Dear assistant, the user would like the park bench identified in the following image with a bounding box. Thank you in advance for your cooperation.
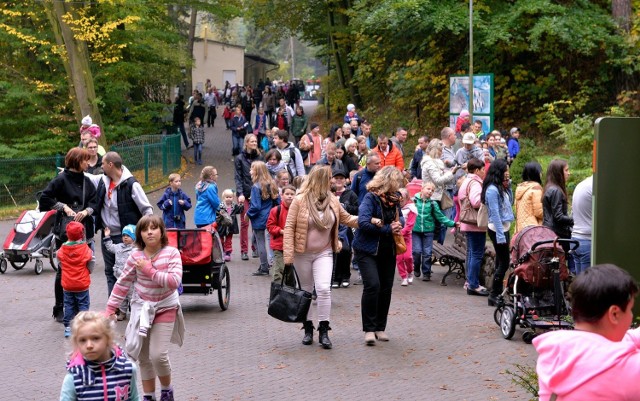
[432,229,495,288]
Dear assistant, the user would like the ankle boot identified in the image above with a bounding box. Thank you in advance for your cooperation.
[318,321,332,349]
[52,305,63,323]
[301,321,314,345]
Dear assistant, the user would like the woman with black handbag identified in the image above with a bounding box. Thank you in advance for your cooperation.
[283,166,358,349]
[40,147,97,323]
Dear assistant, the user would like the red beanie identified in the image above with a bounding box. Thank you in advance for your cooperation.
[66,221,84,242]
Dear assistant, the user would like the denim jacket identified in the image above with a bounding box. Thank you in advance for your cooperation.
[485,184,514,244]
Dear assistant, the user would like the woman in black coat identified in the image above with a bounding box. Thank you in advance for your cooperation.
[39,148,97,323]
[234,134,264,260]
[542,159,574,263]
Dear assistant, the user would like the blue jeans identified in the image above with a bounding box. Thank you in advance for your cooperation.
[193,143,203,164]
[253,229,269,272]
[412,232,434,276]
[465,231,486,289]
[232,133,243,156]
[63,290,90,327]
[572,237,591,275]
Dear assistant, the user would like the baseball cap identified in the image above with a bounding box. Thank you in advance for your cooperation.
[66,221,84,242]
[510,127,520,135]
[332,169,347,178]
[462,132,476,145]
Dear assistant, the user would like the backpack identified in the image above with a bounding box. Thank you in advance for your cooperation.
[298,133,314,161]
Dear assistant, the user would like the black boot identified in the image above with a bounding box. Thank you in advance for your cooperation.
[52,304,63,323]
[318,321,332,349]
[301,321,314,345]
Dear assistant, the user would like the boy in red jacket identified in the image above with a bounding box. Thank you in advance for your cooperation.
[57,221,95,338]
[267,185,296,286]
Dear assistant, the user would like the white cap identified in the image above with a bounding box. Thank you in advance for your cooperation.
[81,115,92,126]
[462,132,476,145]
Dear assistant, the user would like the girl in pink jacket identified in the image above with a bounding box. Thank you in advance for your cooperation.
[396,188,417,286]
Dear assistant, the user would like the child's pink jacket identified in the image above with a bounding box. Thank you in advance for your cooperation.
[399,202,417,254]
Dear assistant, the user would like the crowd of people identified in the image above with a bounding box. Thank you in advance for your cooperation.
[40,78,606,400]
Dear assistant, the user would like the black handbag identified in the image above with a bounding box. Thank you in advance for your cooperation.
[53,181,85,242]
[267,264,312,323]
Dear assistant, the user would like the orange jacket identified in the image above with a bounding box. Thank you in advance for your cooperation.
[372,142,404,170]
[58,242,93,292]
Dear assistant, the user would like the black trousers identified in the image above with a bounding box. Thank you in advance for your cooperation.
[488,229,511,296]
[355,239,396,332]
[333,248,352,283]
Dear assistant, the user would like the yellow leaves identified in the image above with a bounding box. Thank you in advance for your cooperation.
[33,80,55,95]
[0,23,50,47]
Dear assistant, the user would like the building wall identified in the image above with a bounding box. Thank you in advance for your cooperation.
[192,40,244,91]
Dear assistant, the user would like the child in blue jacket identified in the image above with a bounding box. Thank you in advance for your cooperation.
[157,173,192,229]
[194,166,220,228]
[246,161,280,276]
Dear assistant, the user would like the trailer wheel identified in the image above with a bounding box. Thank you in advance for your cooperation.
[35,259,44,275]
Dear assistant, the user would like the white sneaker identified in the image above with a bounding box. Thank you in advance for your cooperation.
[401,278,408,286]
[407,273,414,284]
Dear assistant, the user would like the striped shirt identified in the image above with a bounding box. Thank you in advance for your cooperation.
[106,247,182,315]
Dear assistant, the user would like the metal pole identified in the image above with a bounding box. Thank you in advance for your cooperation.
[290,36,295,79]
[469,0,474,121]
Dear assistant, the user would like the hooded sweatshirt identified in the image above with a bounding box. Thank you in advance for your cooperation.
[58,241,94,292]
[194,180,220,226]
[515,181,543,234]
[533,329,640,401]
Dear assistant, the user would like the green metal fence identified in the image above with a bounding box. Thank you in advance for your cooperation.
[0,134,182,208]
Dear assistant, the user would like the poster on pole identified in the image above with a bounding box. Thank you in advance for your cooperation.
[449,74,494,133]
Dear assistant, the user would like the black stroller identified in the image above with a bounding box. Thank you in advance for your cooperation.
[493,226,578,343]
[167,225,230,310]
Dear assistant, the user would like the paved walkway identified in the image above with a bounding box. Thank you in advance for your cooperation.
[0,102,536,400]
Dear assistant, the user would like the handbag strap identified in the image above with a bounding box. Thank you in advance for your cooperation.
[283,264,303,290]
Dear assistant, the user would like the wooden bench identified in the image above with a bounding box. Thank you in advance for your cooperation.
[432,229,495,288]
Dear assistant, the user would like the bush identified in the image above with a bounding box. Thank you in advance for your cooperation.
[510,137,543,184]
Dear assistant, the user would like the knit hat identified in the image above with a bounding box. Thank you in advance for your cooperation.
[122,224,136,242]
[66,221,84,242]
[81,115,92,126]
[459,109,470,118]
[346,104,355,112]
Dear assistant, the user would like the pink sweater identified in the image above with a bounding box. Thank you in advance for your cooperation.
[106,247,183,321]
[534,329,640,401]
[458,174,485,233]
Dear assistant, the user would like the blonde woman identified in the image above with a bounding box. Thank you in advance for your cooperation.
[246,161,280,276]
[421,138,460,245]
[283,166,358,349]
[352,166,405,346]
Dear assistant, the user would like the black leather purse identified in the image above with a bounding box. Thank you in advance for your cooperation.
[267,264,312,323]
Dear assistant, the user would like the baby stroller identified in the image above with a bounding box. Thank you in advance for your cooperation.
[0,209,59,275]
[493,226,578,344]
[167,225,230,310]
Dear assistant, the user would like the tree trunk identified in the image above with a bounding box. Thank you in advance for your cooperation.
[42,0,104,147]
[186,8,198,95]
[612,0,632,33]
[327,9,346,88]
[339,0,362,109]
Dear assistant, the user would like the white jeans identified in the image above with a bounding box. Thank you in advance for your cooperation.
[294,248,333,322]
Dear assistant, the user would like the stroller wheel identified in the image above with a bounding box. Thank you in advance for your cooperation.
[522,331,536,344]
[493,307,503,326]
[500,306,517,340]
[217,265,230,311]
[49,240,59,271]
[0,259,6,274]
[34,259,44,275]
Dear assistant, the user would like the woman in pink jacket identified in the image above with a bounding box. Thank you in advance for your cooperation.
[534,264,639,401]
[458,158,489,296]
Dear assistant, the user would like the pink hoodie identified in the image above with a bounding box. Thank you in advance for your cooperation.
[533,329,640,401]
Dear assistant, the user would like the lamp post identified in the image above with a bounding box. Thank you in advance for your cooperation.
[469,0,474,121]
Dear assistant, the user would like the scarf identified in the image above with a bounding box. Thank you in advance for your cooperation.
[306,193,332,230]
[378,191,401,209]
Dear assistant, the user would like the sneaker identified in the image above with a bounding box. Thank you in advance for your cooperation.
[413,267,421,278]
[341,281,350,288]
[64,327,71,338]
[224,254,231,262]
[331,282,340,289]
[160,388,174,401]
[407,273,414,284]
[401,278,408,286]
[463,281,469,290]
[251,250,259,258]
[241,252,249,261]
[142,396,155,401]
[422,274,431,282]
[252,269,269,276]
[352,274,363,285]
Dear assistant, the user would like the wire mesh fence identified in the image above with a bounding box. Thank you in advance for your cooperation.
[0,134,182,208]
